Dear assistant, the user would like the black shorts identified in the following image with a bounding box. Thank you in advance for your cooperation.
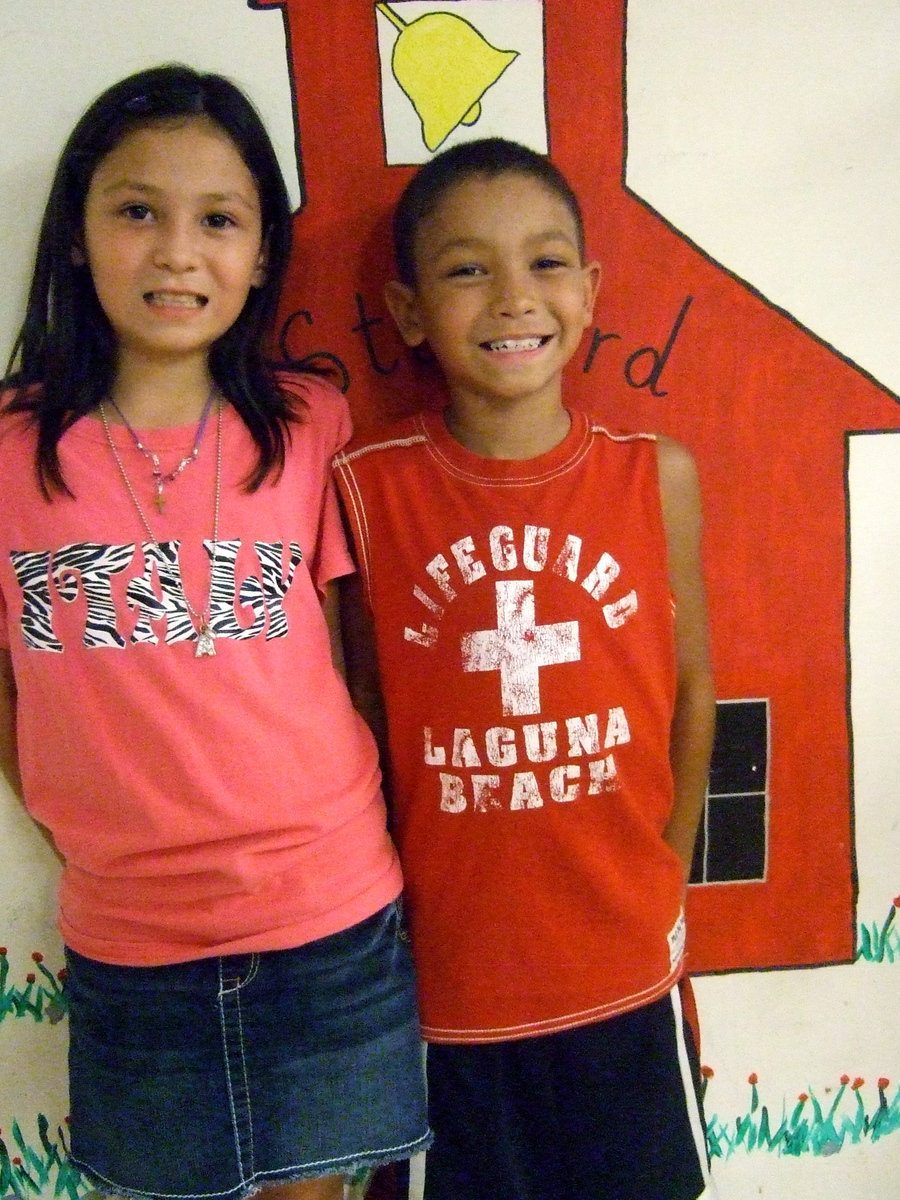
[420,984,712,1200]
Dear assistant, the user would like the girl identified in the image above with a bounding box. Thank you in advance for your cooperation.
[0,65,430,1200]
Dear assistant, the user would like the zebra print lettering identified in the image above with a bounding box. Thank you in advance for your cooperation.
[8,539,304,652]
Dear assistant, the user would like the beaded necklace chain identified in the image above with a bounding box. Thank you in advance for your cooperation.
[107,389,215,513]
[99,398,223,658]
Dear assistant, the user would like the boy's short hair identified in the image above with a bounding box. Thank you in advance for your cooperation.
[393,137,586,286]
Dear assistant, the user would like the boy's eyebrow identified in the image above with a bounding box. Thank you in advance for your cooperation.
[98,178,259,211]
[428,228,580,256]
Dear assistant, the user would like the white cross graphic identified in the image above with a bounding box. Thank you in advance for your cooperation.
[461,580,580,716]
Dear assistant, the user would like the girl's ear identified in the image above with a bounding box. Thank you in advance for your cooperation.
[384,279,427,347]
[251,235,269,288]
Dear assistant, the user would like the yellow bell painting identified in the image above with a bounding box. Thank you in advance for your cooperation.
[377,1,547,162]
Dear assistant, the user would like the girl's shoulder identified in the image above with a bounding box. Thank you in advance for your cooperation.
[0,385,39,448]
[274,370,352,452]
[276,370,347,416]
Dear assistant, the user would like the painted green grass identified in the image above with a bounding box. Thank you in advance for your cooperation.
[855,896,900,963]
[0,950,68,1025]
[0,1116,85,1200]
[703,1070,900,1158]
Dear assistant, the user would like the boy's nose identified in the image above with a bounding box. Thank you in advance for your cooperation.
[490,269,536,317]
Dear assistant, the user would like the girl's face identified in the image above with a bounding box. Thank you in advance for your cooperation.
[386,172,599,414]
[78,116,267,376]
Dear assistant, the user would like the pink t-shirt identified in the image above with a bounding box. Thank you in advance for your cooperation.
[0,376,401,964]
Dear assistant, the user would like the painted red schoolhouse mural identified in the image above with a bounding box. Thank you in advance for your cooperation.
[252,0,900,974]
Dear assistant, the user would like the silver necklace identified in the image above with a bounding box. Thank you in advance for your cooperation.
[107,389,215,513]
[99,398,223,658]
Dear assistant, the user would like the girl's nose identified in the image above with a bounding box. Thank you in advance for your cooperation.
[152,221,198,272]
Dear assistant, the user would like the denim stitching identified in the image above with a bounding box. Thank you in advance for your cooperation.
[217,959,252,1184]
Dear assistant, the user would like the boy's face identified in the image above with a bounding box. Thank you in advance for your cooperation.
[386,171,599,413]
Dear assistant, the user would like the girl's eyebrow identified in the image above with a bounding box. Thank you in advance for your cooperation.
[98,178,259,211]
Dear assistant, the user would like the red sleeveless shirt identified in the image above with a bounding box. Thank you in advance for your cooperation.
[336,409,685,1042]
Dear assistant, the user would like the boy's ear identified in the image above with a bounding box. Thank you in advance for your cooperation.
[582,260,602,323]
[384,279,427,347]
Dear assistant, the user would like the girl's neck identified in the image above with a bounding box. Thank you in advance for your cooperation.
[108,355,216,428]
[443,394,571,460]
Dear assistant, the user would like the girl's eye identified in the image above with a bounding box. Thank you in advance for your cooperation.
[204,212,237,230]
[120,203,152,221]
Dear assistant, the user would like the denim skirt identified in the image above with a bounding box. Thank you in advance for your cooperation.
[65,902,431,1199]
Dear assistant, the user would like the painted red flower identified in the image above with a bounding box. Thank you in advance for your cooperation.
[748,1072,759,1086]
[31,951,44,963]
[26,972,36,983]
[701,1065,714,1079]
[852,1077,865,1091]
[840,1074,850,1085]
[798,1092,809,1103]
[878,1077,890,1090]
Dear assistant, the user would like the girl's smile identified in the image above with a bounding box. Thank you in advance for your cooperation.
[78,116,267,375]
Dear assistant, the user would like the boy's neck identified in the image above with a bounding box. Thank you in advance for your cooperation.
[443,396,571,460]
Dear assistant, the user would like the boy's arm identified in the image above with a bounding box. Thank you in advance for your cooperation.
[656,437,717,885]
[0,648,22,798]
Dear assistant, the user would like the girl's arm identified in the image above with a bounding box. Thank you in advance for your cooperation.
[656,437,717,884]
[0,648,22,797]
[322,580,347,679]
[338,572,391,776]
[0,648,62,862]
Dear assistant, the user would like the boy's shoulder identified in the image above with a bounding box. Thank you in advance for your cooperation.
[336,410,429,466]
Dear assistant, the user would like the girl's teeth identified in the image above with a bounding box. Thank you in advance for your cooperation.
[147,292,204,307]
[488,337,543,352]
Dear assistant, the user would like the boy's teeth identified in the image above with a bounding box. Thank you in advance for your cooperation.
[487,337,543,352]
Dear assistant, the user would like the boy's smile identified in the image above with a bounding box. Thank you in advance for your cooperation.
[387,172,600,422]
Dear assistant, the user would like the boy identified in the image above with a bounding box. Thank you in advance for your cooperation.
[335,139,717,1200]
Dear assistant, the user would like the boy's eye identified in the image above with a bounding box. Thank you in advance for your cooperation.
[446,263,485,278]
[533,256,568,270]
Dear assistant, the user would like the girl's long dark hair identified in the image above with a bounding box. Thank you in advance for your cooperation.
[3,64,297,497]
